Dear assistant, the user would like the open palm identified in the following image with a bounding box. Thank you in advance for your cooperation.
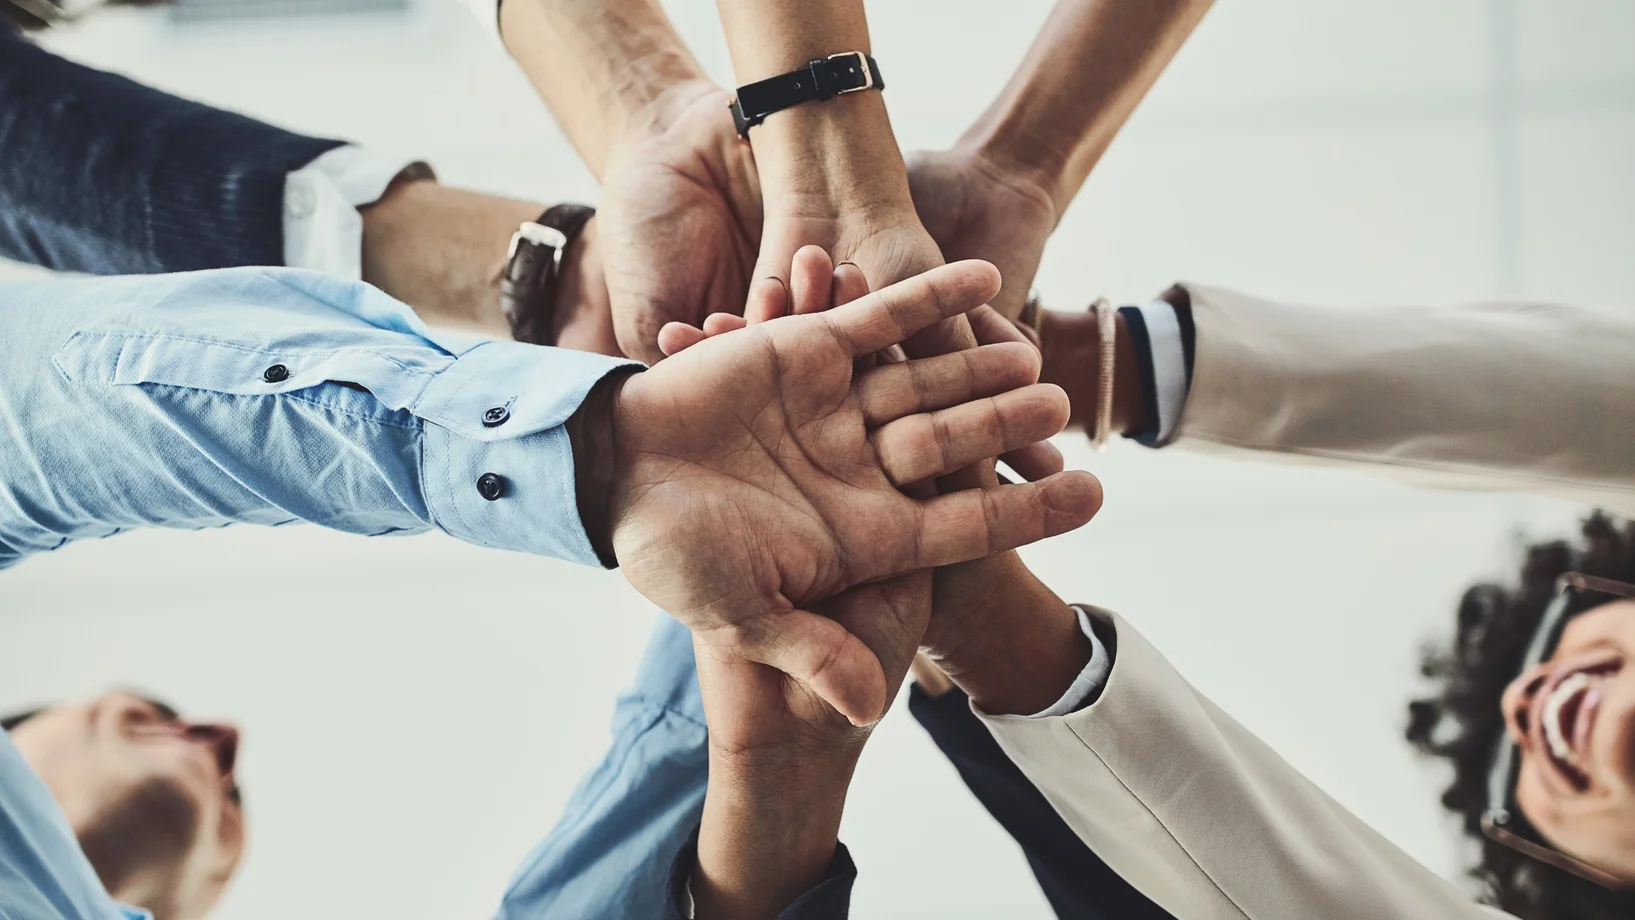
[608,261,1099,723]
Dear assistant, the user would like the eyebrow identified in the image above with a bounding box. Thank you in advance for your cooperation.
[140,697,181,722]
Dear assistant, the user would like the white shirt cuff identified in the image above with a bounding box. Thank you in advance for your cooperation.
[1138,300,1189,444]
[1025,605,1112,718]
[282,146,428,281]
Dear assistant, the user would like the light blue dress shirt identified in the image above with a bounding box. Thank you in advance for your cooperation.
[0,732,148,920]
[0,268,636,569]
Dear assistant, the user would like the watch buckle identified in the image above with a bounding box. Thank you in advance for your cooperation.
[507,221,569,260]
[827,51,873,93]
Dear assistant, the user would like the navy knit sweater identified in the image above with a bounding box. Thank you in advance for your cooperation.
[0,26,346,274]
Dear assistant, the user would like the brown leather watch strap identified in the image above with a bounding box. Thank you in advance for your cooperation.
[500,203,595,346]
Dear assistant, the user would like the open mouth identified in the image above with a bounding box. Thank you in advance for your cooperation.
[1539,672,1599,789]
[1532,658,1621,792]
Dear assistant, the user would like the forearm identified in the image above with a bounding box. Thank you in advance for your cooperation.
[961,0,1214,217]
[359,179,534,337]
[499,0,708,176]
[0,30,342,273]
[0,269,635,569]
[715,0,913,218]
[925,555,1093,717]
[693,748,857,920]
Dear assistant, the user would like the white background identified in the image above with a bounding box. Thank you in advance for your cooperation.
[2,1,1632,917]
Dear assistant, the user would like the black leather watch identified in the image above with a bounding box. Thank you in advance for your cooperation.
[500,203,595,346]
[729,51,885,139]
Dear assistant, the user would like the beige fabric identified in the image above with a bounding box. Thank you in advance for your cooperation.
[981,610,1512,920]
[1172,284,1635,518]
[970,290,1635,918]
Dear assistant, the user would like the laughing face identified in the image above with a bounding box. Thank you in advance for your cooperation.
[1501,599,1635,883]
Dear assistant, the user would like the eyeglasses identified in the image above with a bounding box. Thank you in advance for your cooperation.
[1481,572,1635,890]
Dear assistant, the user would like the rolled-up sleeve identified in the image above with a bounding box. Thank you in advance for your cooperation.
[0,267,638,569]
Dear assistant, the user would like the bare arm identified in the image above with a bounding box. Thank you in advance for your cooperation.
[497,0,708,177]
[962,0,1215,219]
[908,0,1213,319]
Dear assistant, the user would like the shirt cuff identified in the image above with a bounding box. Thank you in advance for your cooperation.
[1024,605,1112,718]
[282,146,432,280]
[415,340,640,566]
[1141,301,1189,445]
[1117,300,1191,448]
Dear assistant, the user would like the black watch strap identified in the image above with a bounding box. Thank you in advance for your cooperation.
[500,203,595,346]
[730,52,884,139]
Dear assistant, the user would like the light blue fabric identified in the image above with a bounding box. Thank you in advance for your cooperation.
[0,268,637,569]
[495,613,708,920]
[490,607,1117,919]
[0,732,150,920]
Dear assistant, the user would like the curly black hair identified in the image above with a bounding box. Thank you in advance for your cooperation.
[1407,512,1635,919]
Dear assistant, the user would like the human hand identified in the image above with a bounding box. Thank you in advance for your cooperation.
[654,251,1104,715]
[597,82,762,364]
[907,147,1058,322]
[595,260,1098,724]
[690,572,927,919]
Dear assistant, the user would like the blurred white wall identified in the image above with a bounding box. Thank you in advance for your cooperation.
[2,1,1632,918]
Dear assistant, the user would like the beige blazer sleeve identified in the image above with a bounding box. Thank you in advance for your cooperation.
[980,610,1513,920]
[1171,285,1635,517]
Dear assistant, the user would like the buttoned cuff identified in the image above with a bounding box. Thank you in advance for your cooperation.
[283,146,431,280]
[1024,605,1112,718]
[416,340,640,566]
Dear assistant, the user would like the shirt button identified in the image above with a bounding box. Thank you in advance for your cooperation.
[263,364,290,383]
[482,406,511,427]
[476,472,506,501]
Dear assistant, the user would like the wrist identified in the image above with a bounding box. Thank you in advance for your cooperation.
[359,180,532,338]
[566,368,639,568]
[694,747,855,920]
[750,93,916,218]
[1038,308,1143,435]
[925,556,1092,716]
[954,121,1074,223]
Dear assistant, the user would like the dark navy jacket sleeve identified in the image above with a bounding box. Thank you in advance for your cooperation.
[0,29,346,273]
[908,684,1177,920]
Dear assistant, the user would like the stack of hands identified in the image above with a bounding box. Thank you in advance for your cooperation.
[359,2,1208,914]
[580,252,1103,916]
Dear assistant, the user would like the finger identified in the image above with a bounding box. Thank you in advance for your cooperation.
[913,470,1104,567]
[1000,441,1066,482]
[724,608,889,726]
[873,383,1071,487]
[969,303,1041,352]
[831,261,870,309]
[789,245,836,315]
[827,260,1001,358]
[702,312,749,337]
[657,322,707,357]
[857,341,1041,425]
[745,276,789,325]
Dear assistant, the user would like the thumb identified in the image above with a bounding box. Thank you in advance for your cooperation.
[714,608,889,727]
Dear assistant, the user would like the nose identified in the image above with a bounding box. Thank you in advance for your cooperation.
[186,722,240,779]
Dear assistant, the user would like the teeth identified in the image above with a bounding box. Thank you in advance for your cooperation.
[1542,672,1593,768]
